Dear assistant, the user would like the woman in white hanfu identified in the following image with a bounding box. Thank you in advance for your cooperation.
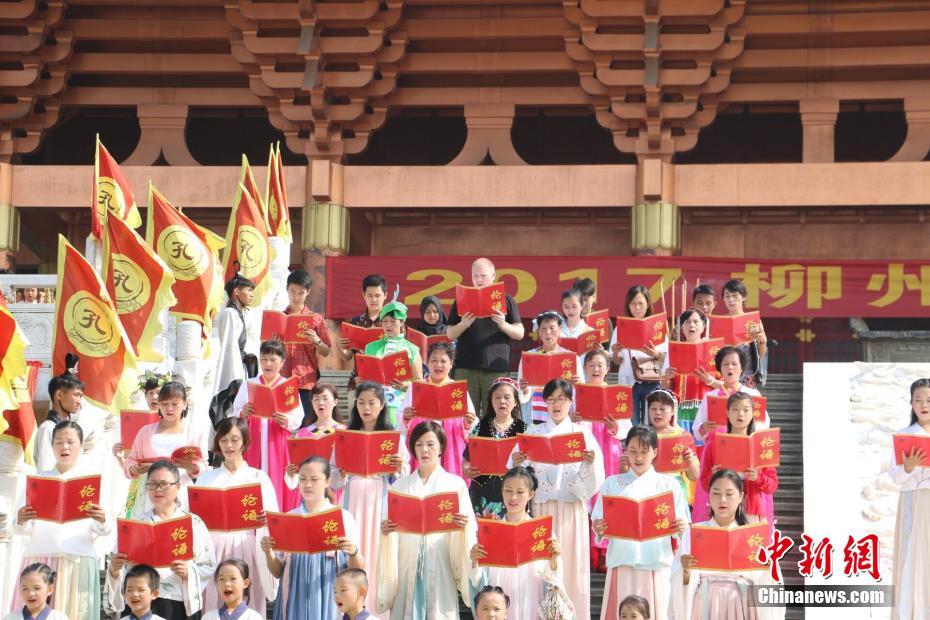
[890,378,930,620]
[377,421,477,620]
[512,378,604,620]
[671,469,783,620]
[592,424,688,620]
[194,417,278,615]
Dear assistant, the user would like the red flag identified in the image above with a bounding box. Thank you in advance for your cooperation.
[92,136,140,239]
[52,236,138,413]
[223,182,273,305]
[265,143,292,241]
[103,214,177,362]
[145,185,225,334]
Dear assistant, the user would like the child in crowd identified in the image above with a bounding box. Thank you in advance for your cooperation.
[3,563,69,620]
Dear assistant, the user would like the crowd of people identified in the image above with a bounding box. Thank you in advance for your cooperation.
[2,256,928,620]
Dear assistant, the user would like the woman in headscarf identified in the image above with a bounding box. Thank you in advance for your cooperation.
[415,296,447,335]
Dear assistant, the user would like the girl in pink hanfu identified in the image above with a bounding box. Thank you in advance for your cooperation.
[401,341,476,477]
[232,340,303,510]
[284,382,347,507]
[335,381,408,620]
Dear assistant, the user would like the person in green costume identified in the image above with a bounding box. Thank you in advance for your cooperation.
[363,293,423,427]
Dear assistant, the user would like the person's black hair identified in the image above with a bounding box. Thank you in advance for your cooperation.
[692,284,715,301]
[678,308,707,328]
[426,341,455,364]
[714,345,747,373]
[571,277,596,299]
[707,469,749,526]
[124,564,160,592]
[157,381,190,419]
[624,284,654,317]
[304,382,343,427]
[561,288,584,304]
[474,585,510,610]
[299,455,332,479]
[582,348,611,368]
[214,558,251,602]
[502,466,539,516]
[722,278,748,299]
[624,424,658,451]
[336,567,368,590]
[259,339,286,360]
[21,562,56,601]
[64,353,79,375]
[286,269,313,290]
[725,392,756,435]
[409,420,446,457]
[482,381,522,423]
[348,382,392,431]
[618,594,651,618]
[140,377,162,393]
[213,417,251,454]
[225,274,256,298]
[51,420,83,444]
[147,460,181,482]
[542,378,573,400]
[909,378,930,425]
[361,274,387,293]
[535,310,563,327]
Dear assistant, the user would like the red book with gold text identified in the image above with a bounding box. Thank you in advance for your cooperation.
[120,410,160,448]
[615,312,669,351]
[706,395,767,426]
[558,331,601,356]
[585,309,611,343]
[388,490,460,534]
[714,428,781,471]
[467,436,518,476]
[341,322,383,351]
[520,351,577,386]
[455,283,507,318]
[411,380,469,420]
[117,515,194,566]
[518,432,586,464]
[574,384,633,421]
[602,491,676,541]
[334,430,401,477]
[893,434,930,466]
[655,433,695,473]
[261,311,319,344]
[405,327,452,361]
[710,312,761,346]
[691,522,770,571]
[247,377,300,418]
[188,484,263,531]
[287,435,337,465]
[667,338,724,375]
[355,352,413,386]
[266,507,345,554]
[26,475,101,523]
[477,515,554,567]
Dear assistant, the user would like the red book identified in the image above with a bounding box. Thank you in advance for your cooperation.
[287,435,337,465]
[387,490,460,534]
[520,351,577,386]
[188,484,264,531]
[455,283,507,318]
[517,432,586,464]
[602,491,677,541]
[574,383,633,421]
[558,331,601,356]
[261,310,320,344]
[266,507,346,554]
[334,429,401,477]
[655,433,696,473]
[120,410,160,448]
[714,428,781,471]
[136,445,204,465]
[667,338,725,375]
[691,522,770,571]
[355,352,413,386]
[341,322,383,351]
[411,380,469,420]
[477,515,554,567]
[893,434,930,466]
[26,475,101,523]
[706,395,768,426]
[710,312,761,346]
[467,436,519,476]
[585,309,611,343]
[405,327,452,361]
[247,377,300,418]
[117,515,194,566]
[615,312,669,351]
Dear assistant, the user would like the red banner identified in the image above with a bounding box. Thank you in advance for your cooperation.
[325,256,930,318]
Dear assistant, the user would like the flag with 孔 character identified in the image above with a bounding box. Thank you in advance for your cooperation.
[264,143,292,241]
[0,297,36,461]
[237,154,268,226]
[92,135,141,239]
[103,213,177,362]
[53,236,138,413]
[145,184,225,336]
[223,182,274,306]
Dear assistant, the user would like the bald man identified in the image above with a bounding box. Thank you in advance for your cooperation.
[446,257,524,412]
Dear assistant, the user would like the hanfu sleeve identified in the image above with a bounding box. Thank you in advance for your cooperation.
[182,513,217,616]
[566,426,605,502]
[254,472,280,602]
[449,478,479,608]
